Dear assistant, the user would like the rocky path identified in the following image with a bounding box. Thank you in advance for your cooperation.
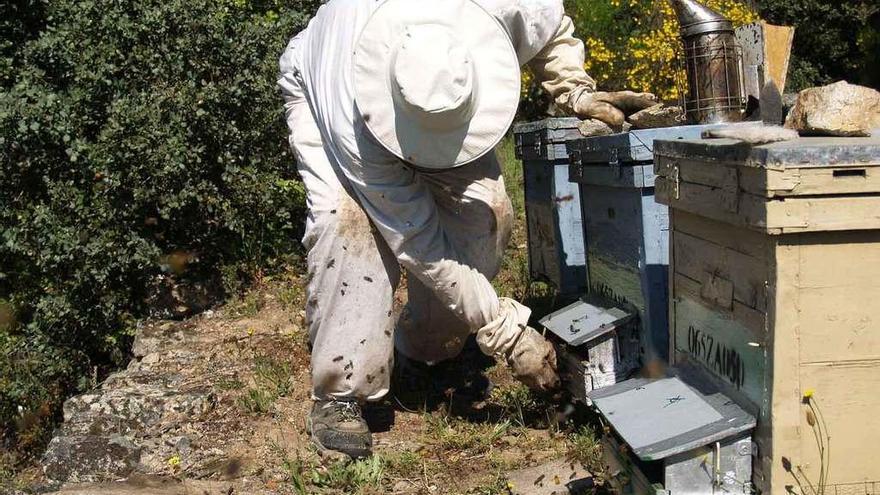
[36,279,312,494]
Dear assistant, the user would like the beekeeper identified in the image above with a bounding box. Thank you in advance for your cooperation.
[278,0,656,459]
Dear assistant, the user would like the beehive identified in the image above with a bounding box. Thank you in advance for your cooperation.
[566,123,755,360]
[513,118,587,296]
[654,136,880,495]
[539,299,641,402]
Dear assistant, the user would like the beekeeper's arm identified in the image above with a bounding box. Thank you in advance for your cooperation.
[522,11,657,125]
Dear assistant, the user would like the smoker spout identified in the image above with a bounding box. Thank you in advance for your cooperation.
[668,0,733,38]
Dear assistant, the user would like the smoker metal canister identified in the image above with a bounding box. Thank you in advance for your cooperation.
[670,0,745,124]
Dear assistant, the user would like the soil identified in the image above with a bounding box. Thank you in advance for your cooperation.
[11,271,600,495]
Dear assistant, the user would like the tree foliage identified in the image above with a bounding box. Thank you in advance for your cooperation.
[566,0,758,100]
[756,0,880,90]
[1,0,316,456]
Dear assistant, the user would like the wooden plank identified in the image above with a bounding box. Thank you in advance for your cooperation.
[657,178,789,233]
[673,273,767,339]
[738,165,880,198]
[661,178,880,233]
[761,23,795,92]
[782,166,880,196]
[672,296,767,407]
[673,231,769,311]
[657,139,880,198]
[770,195,880,233]
[766,241,803,495]
[669,209,678,362]
[789,230,880,363]
[797,361,880,485]
[673,210,769,260]
[674,159,739,192]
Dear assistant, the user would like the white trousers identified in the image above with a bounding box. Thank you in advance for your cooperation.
[286,93,518,401]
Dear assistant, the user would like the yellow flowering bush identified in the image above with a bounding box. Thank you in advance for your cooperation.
[568,0,758,101]
[519,0,757,114]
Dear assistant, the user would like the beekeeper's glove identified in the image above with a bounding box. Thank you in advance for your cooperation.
[474,299,560,392]
[571,90,659,127]
[506,326,560,392]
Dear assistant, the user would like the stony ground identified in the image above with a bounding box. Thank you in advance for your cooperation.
[8,272,604,495]
[3,139,608,494]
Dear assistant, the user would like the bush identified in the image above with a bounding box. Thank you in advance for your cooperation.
[0,0,315,458]
[566,0,758,100]
[757,0,880,91]
[520,0,757,117]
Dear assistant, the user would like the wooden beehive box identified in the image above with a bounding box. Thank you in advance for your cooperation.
[513,118,587,296]
[539,300,640,403]
[654,137,880,495]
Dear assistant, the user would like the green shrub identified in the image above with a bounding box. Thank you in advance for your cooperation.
[0,0,316,458]
[757,0,879,91]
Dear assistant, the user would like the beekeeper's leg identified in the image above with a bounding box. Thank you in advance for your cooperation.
[395,152,513,364]
[283,91,400,403]
[344,133,556,392]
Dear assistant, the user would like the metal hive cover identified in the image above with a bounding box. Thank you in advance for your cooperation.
[588,365,756,461]
[653,136,880,169]
[568,122,760,165]
[511,117,581,135]
[539,300,634,347]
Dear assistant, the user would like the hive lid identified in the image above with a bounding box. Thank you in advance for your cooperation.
[567,122,758,166]
[514,118,584,161]
[654,136,880,233]
[512,117,581,134]
[588,365,756,461]
[539,300,634,347]
[654,136,880,170]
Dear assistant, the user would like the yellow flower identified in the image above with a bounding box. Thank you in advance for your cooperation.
[167,455,181,467]
[803,388,815,400]
[562,0,758,100]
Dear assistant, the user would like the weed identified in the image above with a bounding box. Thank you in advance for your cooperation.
[566,426,604,470]
[236,388,276,414]
[229,291,264,317]
[467,472,510,495]
[253,354,293,397]
[215,377,244,391]
[311,457,386,492]
[490,382,549,428]
[236,352,293,413]
[281,456,310,495]
[385,450,422,480]
[277,281,305,311]
[425,414,511,455]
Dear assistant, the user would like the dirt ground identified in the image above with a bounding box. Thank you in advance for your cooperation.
[4,139,607,495]
[8,271,603,495]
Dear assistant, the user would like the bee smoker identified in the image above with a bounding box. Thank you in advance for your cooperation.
[669,0,746,123]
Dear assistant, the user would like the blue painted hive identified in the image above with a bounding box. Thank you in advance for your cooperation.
[566,123,746,361]
[513,118,587,296]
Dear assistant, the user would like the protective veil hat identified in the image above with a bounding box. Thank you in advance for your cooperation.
[353,0,521,169]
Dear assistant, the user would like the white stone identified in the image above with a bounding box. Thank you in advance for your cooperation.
[577,119,613,137]
[784,81,880,137]
[627,104,685,129]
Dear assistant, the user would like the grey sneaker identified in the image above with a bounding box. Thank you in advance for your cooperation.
[306,400,372,459]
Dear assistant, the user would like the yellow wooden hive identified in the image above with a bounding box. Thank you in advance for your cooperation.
[654,136,880,495]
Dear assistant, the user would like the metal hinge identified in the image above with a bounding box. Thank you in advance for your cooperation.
[671,163,681,200]
[609,147,621,178]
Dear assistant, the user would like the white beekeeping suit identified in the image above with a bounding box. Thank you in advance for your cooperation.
[278,0,596,401]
